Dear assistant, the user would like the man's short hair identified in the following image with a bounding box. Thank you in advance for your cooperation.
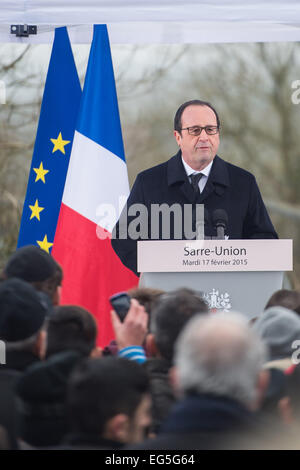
[67,357,150,437]
[150,288,208,362]
[265,289,300,315]
[175,312,266,406]
[128,287,165,317]
[45,306,97,358]
[174,100,221,133]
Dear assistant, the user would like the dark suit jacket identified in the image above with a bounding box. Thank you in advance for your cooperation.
[112,151,278,274]
[127,393,263,450]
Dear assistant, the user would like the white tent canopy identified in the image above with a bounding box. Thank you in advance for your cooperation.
[1,0,300,44]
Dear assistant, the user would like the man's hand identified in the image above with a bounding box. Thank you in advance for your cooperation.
[111,298,148,350]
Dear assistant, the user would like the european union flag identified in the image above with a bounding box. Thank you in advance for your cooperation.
[17,27,82,252]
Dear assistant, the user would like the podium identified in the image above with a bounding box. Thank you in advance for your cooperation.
[138,239,293,320]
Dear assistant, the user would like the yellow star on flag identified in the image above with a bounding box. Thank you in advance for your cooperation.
[33,162,49,183]
[29,199,44,221]
[50,132,70,154]
[37,235,53,253]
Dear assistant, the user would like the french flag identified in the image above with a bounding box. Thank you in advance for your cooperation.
[52,25,138,347]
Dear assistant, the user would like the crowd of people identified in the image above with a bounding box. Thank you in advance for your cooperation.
[0,245,300,450]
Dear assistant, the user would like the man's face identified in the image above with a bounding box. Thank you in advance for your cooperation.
[174,105,220,171]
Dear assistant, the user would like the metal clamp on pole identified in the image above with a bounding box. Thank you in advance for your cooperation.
[10,25,37,37]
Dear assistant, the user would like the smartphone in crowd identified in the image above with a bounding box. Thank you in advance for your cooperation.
[109,292,131,322]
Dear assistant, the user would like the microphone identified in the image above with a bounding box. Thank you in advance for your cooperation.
[212,209,228,240]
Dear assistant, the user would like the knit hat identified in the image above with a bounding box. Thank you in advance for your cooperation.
[253,306,300,361]
[4,245,57,283]
[0,278,48,342]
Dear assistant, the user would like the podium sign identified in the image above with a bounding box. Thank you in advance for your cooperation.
[138,239,292,273]
[138,240,293,319]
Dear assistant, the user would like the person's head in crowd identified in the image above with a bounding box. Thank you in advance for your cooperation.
[103,288,165,357]
[174,312,268,410]
[15,350,83,448]
[127,287,165,317]
[67,357,151,447]
[253,306,300,364]
[147,288,208,362]
[250,365,300,449]
[2,245,63,306]
[14,304,98,448]
[45,305,98,359]
[0,278,48,364]
[265,289,300,316]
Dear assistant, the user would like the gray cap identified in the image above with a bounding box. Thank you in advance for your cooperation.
[253,306,300,361]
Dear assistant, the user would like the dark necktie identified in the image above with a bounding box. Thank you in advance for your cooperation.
[190,173,203,195]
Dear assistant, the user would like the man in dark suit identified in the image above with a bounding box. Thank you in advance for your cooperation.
[112,100,278,275]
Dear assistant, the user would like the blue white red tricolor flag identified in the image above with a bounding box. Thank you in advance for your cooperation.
[52,25,138,346]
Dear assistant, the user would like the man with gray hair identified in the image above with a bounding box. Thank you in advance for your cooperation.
[135,312,269,450]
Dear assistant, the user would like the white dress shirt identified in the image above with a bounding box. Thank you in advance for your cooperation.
[181,157,213,194]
